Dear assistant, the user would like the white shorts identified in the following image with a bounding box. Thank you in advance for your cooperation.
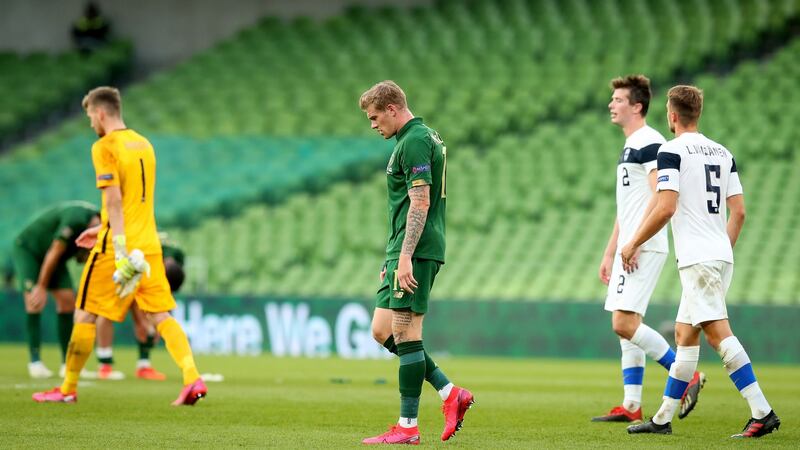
[604,250,667,316]
[676,260,732,327]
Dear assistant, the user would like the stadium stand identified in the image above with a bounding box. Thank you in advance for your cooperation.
[1,0,799,304]
[169,35,800,304]
[0,41,131,147]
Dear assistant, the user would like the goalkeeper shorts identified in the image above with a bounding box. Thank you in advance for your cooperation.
[76,250,176,322]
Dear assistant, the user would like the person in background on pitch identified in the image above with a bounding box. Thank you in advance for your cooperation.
[33,86,205,405]
[11,201,100,379]
[92,233,185,380]
[623,85,779,438]
[359,81,474,446]
[595,75,705,423]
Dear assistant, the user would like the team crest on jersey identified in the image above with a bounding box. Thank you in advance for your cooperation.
[386,151,397,174]
[621,148,632,162]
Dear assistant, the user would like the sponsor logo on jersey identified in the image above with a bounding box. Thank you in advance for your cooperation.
[412,164,431,174]
[97,174,114,181]
[658,175,669,182]
[393,290,405,299]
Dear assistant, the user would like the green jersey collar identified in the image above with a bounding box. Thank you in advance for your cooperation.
[396,117,423,140]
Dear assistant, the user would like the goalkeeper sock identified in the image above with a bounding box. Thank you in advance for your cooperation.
[157,317,200,385]
[57,312,73,363]
[61,323,96,394]
[26,313,42,362]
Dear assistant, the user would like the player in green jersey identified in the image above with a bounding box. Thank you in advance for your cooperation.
[11,201,100,378]
[359,81,474,445]
[91,232,185,380]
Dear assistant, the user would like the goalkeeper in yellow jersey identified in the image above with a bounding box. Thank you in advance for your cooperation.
[33,86,206,405]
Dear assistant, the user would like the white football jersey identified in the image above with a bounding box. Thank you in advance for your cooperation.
[656,132,743,268]
[616,125,669,253]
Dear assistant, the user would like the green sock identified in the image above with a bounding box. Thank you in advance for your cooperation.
[397,341,425,419]
[382,336,398,354]
[138,334,155,360]
[385,336,450,390]
[27,313,42,362]
[57,312,73,363]
[425,353,451,391]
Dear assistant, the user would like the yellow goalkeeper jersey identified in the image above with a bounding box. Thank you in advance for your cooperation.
[90,128,162,256]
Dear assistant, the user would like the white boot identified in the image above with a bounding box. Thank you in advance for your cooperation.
[28,361,53,379]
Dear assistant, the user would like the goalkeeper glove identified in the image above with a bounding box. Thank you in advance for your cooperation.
[113,249,151,298]
[112,235,150,298]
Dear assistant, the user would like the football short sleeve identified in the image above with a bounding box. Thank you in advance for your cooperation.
[656,148,681,192]
[727,157,744,197]
[401,136,433,190]
[639,143,661,174]
[92,141,119,188]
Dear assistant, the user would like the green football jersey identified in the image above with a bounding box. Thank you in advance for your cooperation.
[384,117,446,263]
[159,233,185,266]
[14,201,99,260]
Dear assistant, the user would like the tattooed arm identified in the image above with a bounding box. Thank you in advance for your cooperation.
[397,185,431,293]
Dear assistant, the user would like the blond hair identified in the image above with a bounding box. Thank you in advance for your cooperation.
[359,80,407,111]
[667,85,703,126]
[82,86,122,115]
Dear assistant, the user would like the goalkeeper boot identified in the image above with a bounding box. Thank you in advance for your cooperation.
[627,419,672,435]
[172,378,207,406]
[678,371,706,419]
[441,386,474,441]
[592,405,642,422]
[32,387,77,403]
[731,410,780,438]
[362,424,420,445]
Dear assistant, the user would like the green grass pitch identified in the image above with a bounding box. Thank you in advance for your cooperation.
[0,344,797,448]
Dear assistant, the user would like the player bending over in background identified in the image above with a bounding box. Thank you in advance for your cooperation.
[33,87,206,406]
[623,85,779,438]
[359,81,474,445]
[595,75,704,423]
[11,201,99,378]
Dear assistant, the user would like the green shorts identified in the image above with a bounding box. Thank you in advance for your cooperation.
[375,258,441,314]
[11,243,73,293]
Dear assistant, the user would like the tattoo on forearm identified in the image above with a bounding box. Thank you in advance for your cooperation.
[402,185,430,256]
